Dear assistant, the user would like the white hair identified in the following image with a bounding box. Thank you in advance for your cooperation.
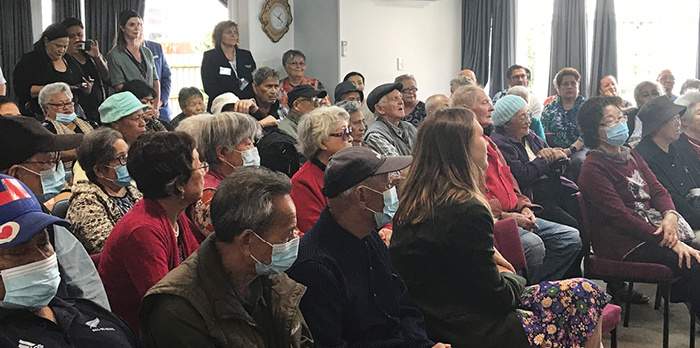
[38,82,73,114]
[676,89,700,122]
[297,106,350,158]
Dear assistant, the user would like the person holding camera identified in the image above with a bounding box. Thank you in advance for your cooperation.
[12,23,93,119]
[61,18,109,124]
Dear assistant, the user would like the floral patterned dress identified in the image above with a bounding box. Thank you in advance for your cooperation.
[517,278,609,348]
[541,95,586,148]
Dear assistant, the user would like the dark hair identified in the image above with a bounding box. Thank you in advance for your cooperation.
[127,132,196,199]
[578,95,622,149]
[211,166,292,242]
[506,64,530,79]
[554,67,581,87]
[597,75,617,96]
[282,49,305,66]
[61,17,83,29]
[34,24,69,49]
[343,71,365,84]
[178,87,203,109]
[120,79,156,100]
[0,96,17,107]
[77,127,123,183]
[252,67,280,85]
[212,21,238,48]
[115,10,141,50]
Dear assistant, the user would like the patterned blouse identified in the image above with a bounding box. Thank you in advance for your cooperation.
[279,76,329,107]
[541,95,585,148]
[402,101,427,127]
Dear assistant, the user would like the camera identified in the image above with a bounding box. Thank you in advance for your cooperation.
[77,41,92,51]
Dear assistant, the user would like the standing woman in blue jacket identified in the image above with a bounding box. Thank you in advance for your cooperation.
[201,21,257,112]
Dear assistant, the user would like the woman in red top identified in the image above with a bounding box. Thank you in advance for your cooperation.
[279,49,330,107]
[177,112,261,241]
[292,106,352,233]
[578,95,700,318]
[98,132,204,332]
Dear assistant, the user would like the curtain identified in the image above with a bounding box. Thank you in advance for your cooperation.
[0,0,33,100]
[461,0,492,87]
[489,0,516,97]
[53,0,82,23]
[589,0,617,97]
[548,0,588,96]
[85,0,145,56]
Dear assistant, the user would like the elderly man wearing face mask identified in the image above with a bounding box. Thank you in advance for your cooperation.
[287,147,450,348]
[140,166,312,347]
[0,175,138,347]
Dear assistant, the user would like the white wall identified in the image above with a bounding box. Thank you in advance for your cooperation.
[294,0,340,98]
[229,0,295,74]
[338,0,462,99]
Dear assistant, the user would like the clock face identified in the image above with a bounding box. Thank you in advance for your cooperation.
[270,5,287,31]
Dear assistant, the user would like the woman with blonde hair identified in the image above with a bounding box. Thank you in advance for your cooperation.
[391,107,608,348]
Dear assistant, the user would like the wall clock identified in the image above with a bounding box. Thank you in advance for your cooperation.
[260,0,293,43]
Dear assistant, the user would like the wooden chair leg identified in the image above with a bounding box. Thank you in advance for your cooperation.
[663,283,670,348]
[624,282,634,327]
[610,327,617,348]
[655,284,662,310]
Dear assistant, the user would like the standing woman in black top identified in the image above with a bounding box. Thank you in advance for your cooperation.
[201,21,257,112]
[13,24,93,119]
[61,18,110,124]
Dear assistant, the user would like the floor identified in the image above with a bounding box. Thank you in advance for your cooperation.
[599,282,696,348]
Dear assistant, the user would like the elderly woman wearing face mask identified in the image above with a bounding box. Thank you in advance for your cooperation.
[176,112,261,242]
[13,24,93,118]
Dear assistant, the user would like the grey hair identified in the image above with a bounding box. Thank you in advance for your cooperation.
[211,166,292,242]
[449,85,483,108]
[676,89,700,122]
[450,75,474,88]
[177,87,203,109]
[681,79,700,95]
[77,127,123,183]
[373,94,391,120]
[179,112,261,166]
[633,81,664,107]
[507,86,530,103]
[297,106,350,158]
[394,74,415,84]
[175,114,211,159]
[335,100,361,115]
[38,82,73,114]
[252,66,281,85]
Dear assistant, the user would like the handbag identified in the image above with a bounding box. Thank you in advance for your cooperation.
[630,206,696,242]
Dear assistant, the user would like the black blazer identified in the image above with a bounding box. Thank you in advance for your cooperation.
[390,198,529,347]
[201,46,256,112]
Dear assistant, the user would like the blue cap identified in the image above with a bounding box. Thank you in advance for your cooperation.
[0,175,68,248]
[492,95,527,127]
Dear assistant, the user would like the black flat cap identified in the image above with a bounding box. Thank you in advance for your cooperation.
[638,96,686,138]
[367,82,403,113]
[334,81,364,103]
[288,84,327,106]
[0,116,83,170]
[323,146,412,198]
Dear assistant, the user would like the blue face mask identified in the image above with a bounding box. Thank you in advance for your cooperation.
[55,112,77,124]
[20,162,66,202]
[603,121,629,147]
[250,232,299,276]
[107,164,133,187]
[1,253,60,308]
[364,186,399,228]
[237,147,260,167]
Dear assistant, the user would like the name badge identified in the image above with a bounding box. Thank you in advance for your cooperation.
[153,54,159,59]
[219,67,232,76]
[244,64,252,69]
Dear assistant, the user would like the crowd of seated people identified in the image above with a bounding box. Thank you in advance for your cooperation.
[5,10,700,348]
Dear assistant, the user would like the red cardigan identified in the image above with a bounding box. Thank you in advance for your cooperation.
[291,161,327,234]
[483,135,537,218]
[98,198,199,332]
[579,149,672,260]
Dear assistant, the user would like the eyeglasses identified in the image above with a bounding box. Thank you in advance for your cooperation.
[402,88,418,94]
[287,61,306,67]
[113,154,128,166]
[192,162,210,173]
[23,152,61,171]
[47,101,74,110]
[299,97,322,106]
[329,127,352,141]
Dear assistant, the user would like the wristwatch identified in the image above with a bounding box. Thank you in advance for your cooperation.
[569,146,578,155]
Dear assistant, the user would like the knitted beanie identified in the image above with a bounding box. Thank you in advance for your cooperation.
[492,95,527,127]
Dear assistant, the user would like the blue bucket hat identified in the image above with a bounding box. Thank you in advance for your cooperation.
[0,175,69,248]
[99,92,149,124]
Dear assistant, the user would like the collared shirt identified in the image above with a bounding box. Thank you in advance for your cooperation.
[287,207,435,348]
[541,94,586,148]
[0,297,138,347]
